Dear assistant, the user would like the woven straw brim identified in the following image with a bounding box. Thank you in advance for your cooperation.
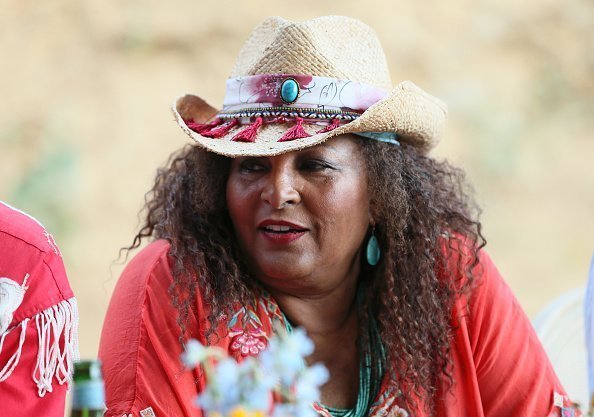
[172,80,447,157]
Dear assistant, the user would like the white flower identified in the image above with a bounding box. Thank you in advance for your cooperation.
[197,358,242,415]
[261,328,316,386]
[183,328,329,417]
[181,339,225,369]
[295,363,329,404]
[181,339,207,368]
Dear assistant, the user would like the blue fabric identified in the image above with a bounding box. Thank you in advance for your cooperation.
[354,132,400,146]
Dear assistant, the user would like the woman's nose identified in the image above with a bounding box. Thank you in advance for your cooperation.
[260,167,301,209]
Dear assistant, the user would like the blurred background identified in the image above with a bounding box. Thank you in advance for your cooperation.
[1,0,593,402]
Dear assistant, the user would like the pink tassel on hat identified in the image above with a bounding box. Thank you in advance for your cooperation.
[187,118,223,134]
[202,118,239,138]
[232,117,263,142]
[315,118,341,134]
[278,117,311,142]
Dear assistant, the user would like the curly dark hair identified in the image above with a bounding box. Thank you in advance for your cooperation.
[127,137,485,414]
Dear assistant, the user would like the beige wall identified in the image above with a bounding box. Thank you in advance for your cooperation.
[1,0,593,362]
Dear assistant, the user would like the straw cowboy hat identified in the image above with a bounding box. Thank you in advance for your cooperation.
[172,16,447,157]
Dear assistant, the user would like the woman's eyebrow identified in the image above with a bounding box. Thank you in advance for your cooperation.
[297,151,337,162]
[302,143,340,158]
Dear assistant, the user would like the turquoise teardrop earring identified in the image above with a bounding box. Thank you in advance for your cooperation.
[366,227,381,266]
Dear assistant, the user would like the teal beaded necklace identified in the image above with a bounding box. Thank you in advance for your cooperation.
[282,300,385,417]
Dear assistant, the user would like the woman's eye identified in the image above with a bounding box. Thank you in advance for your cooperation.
[301,159,332,171]
[239,159,267,172]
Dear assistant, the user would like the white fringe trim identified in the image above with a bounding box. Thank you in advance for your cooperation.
[0,318,29,381]
[0,297,79,397]
[34,297,79,396]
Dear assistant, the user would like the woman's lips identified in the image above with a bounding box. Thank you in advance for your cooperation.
[258,220,308,244]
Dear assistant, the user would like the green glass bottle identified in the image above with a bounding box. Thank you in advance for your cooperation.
[70,360,105,417]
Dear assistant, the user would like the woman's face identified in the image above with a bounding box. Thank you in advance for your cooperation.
[226,135,371,293]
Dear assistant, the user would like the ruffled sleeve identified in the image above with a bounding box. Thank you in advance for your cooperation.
[99,240,204,417]
[466,250,578,416]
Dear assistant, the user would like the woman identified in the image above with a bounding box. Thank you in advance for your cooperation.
[99,16,576,417]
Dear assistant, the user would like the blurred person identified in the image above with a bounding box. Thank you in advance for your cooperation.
[0,201,78,416]
[99,16,578,417]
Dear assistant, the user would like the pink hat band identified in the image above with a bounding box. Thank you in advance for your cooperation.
[218,74,389,122]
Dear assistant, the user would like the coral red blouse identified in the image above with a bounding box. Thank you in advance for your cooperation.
[99,239,577,417]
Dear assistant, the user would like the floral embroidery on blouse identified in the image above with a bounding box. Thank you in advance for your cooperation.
[229,327,267,356]
[227,305,267,357]
[258,290,286,329]
[546,392,580,417]
[368,387,409,417]
[227,290,287,358]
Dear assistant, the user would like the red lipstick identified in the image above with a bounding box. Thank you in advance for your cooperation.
[258,220,308,244]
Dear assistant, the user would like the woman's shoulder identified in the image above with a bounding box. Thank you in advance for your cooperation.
[116,239,173,289]
[124,239,172,272]
[438,232,502,300]
[100,238,196,417]
[436,232,487,288]
[101,239,176,349]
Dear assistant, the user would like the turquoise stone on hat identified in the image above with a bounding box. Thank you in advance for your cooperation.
[280,78,299,104]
